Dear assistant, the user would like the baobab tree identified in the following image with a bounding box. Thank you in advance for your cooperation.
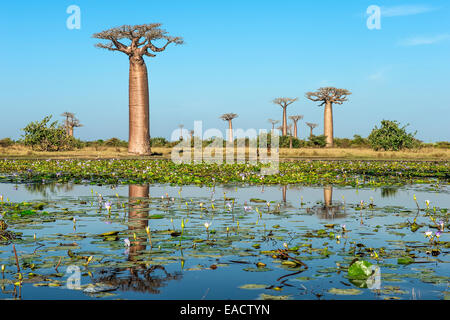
[61,112,82,137]
[306,122,318,138]
[268,119,280,133]
[93,24,183,155]
[289,115,303,139]
[272,98,298,136]
[306,87,351,147]
[220,113,238,142]
[189,130,194,141]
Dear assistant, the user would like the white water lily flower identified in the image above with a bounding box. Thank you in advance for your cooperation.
[204,222,211,229]
[124,238,131,247]
[424,231,432,238]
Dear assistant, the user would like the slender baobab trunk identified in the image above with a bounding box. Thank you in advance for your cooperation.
[324,101,334,147]
[309,127,314,138]
[228,120,233,142]
[282,108,288,136]
[293,123,298,139]
[324,186,332,207]
[128,57,151,155]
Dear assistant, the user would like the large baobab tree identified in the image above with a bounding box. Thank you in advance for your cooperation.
[289,115,303,139]
[93,24,183,155]
[268,119,280,133]
[306,122,318,138]
[272,98,298,136]
[220,113,238,142]
[305,87,351,147]
[61,112,82,137]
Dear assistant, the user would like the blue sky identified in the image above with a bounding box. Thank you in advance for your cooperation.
[0,0,449,142]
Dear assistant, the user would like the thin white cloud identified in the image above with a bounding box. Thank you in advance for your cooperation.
[381,5,437,17]
[368,67,390,81]
[399,34,450,46]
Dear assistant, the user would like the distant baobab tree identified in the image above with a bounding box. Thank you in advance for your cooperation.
[61,112,82,137]
[220,113,238,142]
[93,23,183,155]
[289,115,303,139]
[306,122,318,138]
[272,98,298,136]
[306,87,351,147]
[268,119,280,132]
[189,130,194,141]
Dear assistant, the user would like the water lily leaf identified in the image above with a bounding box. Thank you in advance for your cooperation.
[239,284,267,290]
[328,288,362,295]
[348,260,374,280]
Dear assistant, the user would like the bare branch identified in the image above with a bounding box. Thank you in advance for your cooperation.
[272,97,298,109]
[220,113,238,121]
[305,87,351,106]
[93,23,183,58]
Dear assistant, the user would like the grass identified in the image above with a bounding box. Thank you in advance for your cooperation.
[1,145,449,161]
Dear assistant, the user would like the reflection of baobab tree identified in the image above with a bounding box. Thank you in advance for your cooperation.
[313,186,347,220]
[93,184,182,294]
[381,187,399,198]
[282,185,287,204]
[23,183,74,197]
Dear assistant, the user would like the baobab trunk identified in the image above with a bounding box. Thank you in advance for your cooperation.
[228,120,233,142]
[128,58,151,155]
[293,123,298,139]
[282,108,287,136]
[69,127,73,137]
[324,101,334,147]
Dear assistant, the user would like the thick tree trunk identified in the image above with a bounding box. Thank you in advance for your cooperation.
[128,58,151,155]
[324,101,334,147]
[309,127,313,138]
[69,127,74,137]
[282,107,287,136]
[228,120,233,142]
[293,122,298,139]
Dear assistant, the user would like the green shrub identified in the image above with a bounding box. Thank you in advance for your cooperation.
[104,138,128,148]
[435,141,450,149]
[0,138,14,148]
[22,116,81,151]
[308,135,327,148]
[368,120,418,151]
[352,135,370,148]
[150,137,170,147]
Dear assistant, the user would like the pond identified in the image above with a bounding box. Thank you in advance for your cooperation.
[0,182,448,300]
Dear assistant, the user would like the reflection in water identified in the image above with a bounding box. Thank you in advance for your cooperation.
[23,183,74,197]
[94,185,182,294]
[313,186,346,220]
[381,187,399,198]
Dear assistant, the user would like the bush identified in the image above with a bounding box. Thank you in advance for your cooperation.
[308,135,327,148]
[0,138,14,148]
[351,135,370,148]
[150,137,169,147]
[22,116,81,151]
[368,120,418,151]
[104,138,128,148]
[435,141,450,149]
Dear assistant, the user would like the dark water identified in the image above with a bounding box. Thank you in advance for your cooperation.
[0,183,448,300]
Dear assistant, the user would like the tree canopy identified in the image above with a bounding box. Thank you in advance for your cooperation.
[305,87,351,106]
[93,23,184,58]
